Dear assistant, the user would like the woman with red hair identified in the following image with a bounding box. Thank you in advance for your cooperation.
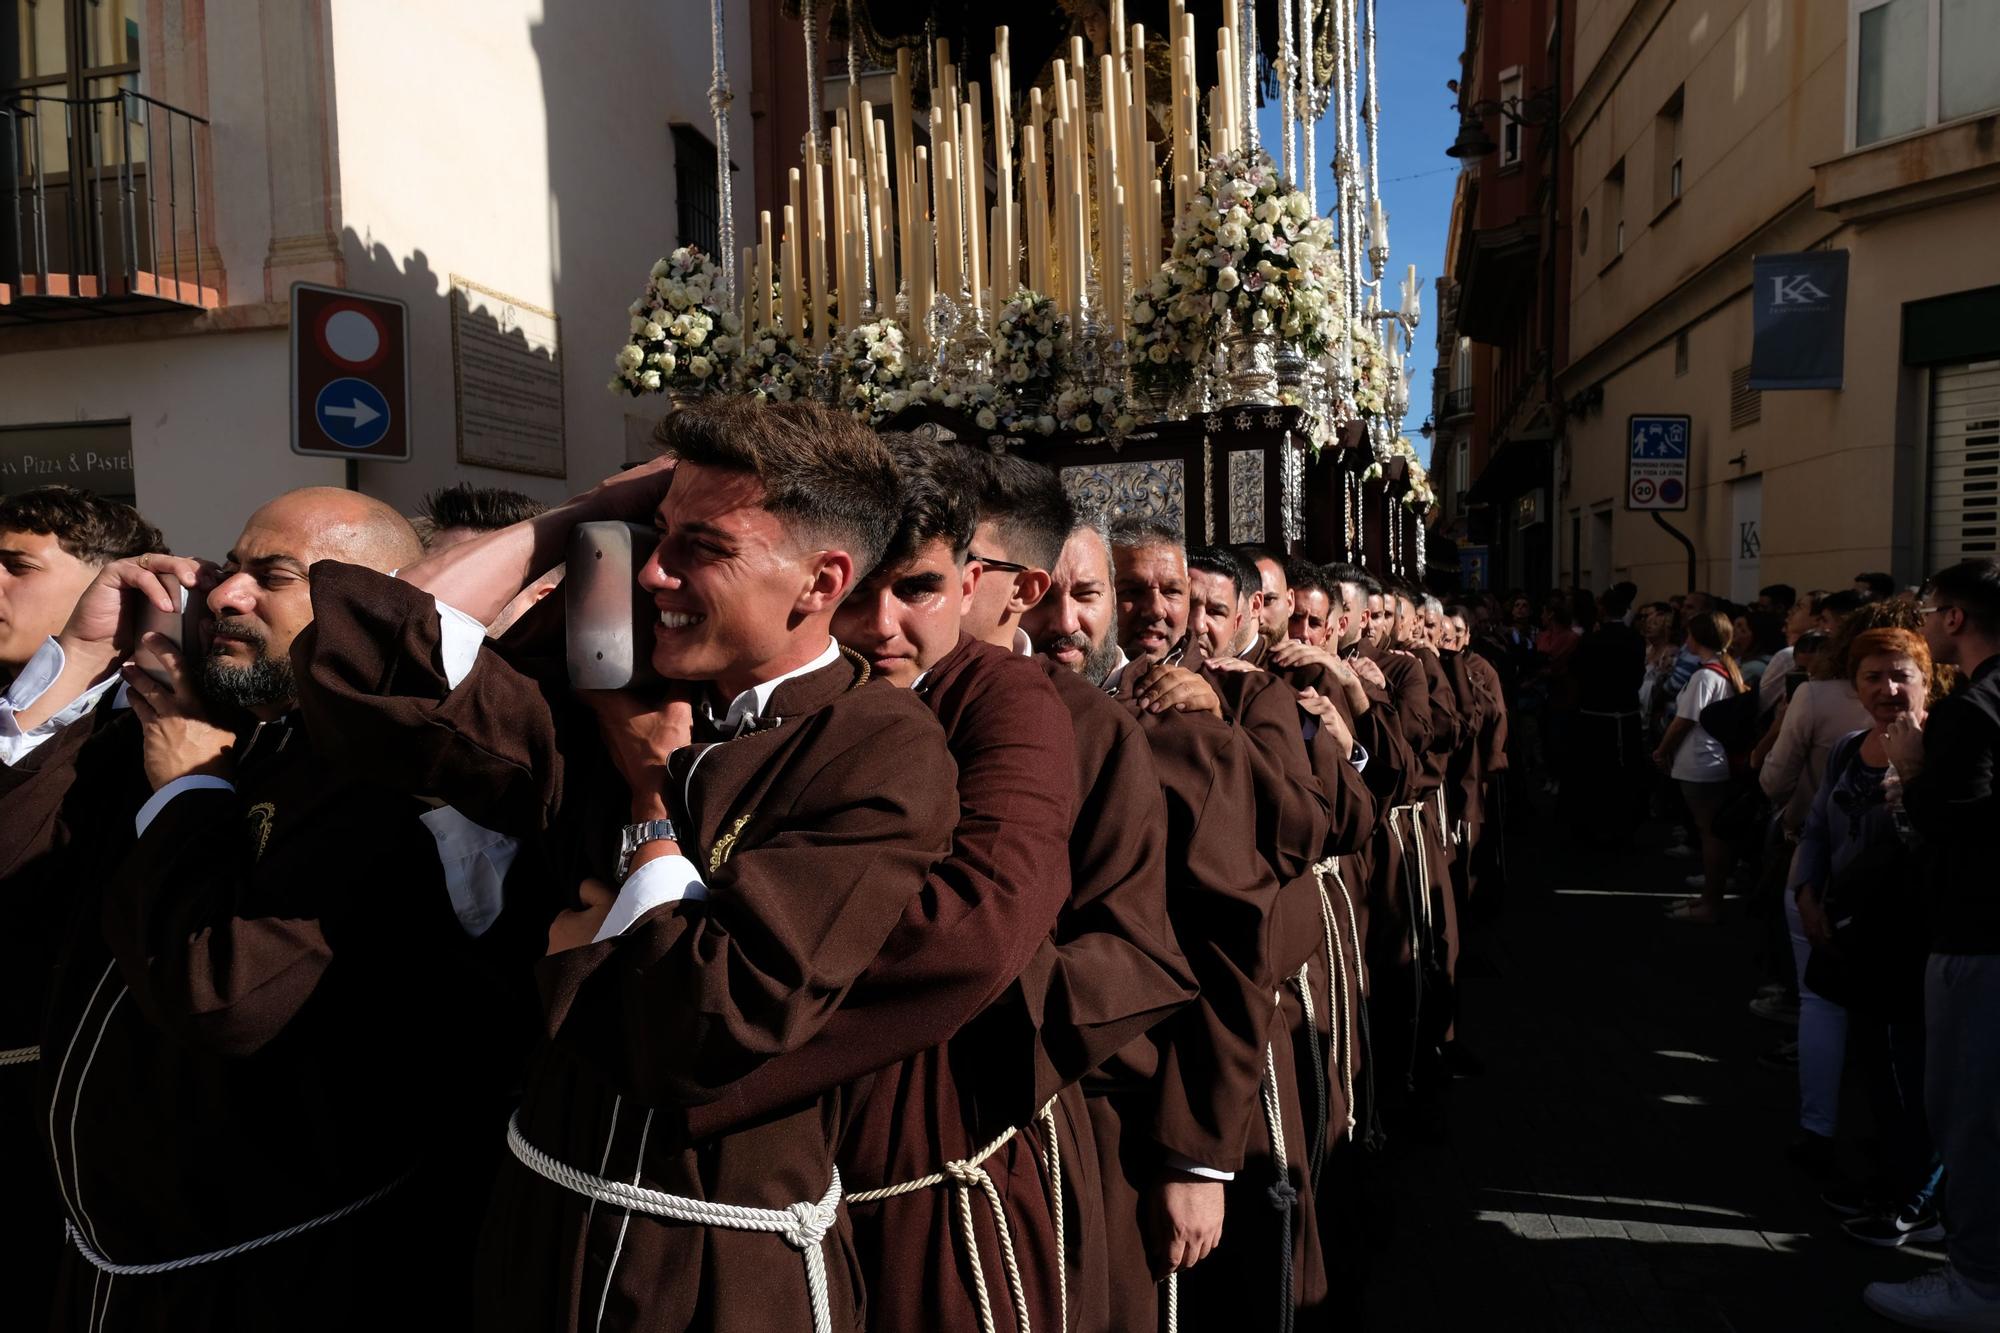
[1793,627,1940,1249]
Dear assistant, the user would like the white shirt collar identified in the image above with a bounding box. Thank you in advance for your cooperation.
[1100,644,1133,694]
[1011,626,1033,656]
[0,636,119,766]
[710,636,841,735]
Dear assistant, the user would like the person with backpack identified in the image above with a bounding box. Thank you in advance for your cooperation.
[1652,610,1744,924]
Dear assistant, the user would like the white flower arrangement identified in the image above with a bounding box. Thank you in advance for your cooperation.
[1054,382,1137,436]
[990,289,1069,425]
[834,316,938,425]
[609,247,742,398]
[1347,324,1387,419]
[1129,146,1346,394]
[731,324,809,405]
[1381,434,1437,512]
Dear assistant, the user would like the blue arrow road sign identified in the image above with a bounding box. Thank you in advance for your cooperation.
[313,377,392,450]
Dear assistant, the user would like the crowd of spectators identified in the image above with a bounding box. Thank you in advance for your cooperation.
[1482,561,2000,1329]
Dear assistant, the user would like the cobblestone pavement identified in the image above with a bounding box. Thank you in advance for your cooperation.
[1357,802,1939,1331]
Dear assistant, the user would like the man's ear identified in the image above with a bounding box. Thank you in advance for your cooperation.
[1009,569,1052,615]
[957,559,984,614]
[797,550,856,615]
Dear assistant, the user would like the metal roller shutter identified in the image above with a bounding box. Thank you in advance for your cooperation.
[1928,361,2000,568]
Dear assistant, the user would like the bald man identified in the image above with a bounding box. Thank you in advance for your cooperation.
[27,487,516,1331]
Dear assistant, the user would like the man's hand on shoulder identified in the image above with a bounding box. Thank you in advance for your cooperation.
[1134,662,1223,718]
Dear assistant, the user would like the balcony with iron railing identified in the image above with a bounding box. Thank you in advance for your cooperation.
[2,89,221,324]
[1443,385,1474,420]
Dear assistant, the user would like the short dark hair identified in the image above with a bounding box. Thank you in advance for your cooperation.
[1188,544,1254,600]
[1856,571,1896,599]
[656,399,900,575]
[0,486,164,564]
[1230,542,1286,583]
[1816,589,1867,621]
[876,436,979,569]
[1108,513,1184,554]
[1760,583,1797,610]
[1286,556,1328,598]
[1924,558,2000,637]
[1604,581,1638,617]
[415,484,547,546]
[1323,561,1380,599]
[965,451,1069,573]
[1745,609,1785,656]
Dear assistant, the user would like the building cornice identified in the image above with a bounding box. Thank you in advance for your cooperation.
[1562,0,1674,144]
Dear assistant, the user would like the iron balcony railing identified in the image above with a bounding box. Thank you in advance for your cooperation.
[1443,386,1475,420]
[3,87,214,311]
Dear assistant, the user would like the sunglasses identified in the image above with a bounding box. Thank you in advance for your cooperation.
[969,551,1030,574]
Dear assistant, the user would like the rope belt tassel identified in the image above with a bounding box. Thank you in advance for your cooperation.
[0,1044,38,1067]
[507,1113,842,1333]
[1260,1040,1298,1333]
[848,1121,1035,1333]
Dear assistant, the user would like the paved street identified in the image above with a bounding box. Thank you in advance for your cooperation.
[1359,798,1939,1331]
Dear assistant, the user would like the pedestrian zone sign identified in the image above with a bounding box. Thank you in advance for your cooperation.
[1627,414,1690,512]
[291,282,412,462]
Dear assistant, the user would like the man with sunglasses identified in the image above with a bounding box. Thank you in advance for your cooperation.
[1869,559,2000,1330]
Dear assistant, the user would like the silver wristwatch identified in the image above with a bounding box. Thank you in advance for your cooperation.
[615,818,679,881]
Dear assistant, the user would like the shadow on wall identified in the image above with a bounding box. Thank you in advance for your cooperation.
[335,229,589,519]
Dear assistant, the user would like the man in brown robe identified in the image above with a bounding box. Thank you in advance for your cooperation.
[1112,525,1338,1330]
[0,488,163,1324]
[1230,543,1294,658]
[1025,517,1279,1333]
[776,436,1078,1333]
[298,401,961,1333]
[27,489,527,1332]
[956,454,1199,1333]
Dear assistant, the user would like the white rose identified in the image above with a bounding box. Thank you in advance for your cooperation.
[760,337,778,355]
[630,315,648,335]
[1036,415,1056,435]
[773,384,793,402]
[1133,302,1156,324]
[1250,223,1273,244]
[1010,361,1031,383]
[943,392,963,408]
[650,258,669,279]
[607,376,625,392]
[1073,414,1094,432]
[642,321,665,342]
[659,351,677,374]
[1263,285,1284,305]
[616,343,645,371]
[639,369,663,391]
[1093,386,1114,405]
[1212,291,1230,312]
[1255,199,1280,224]
[1250,307,1272,331]
[1036,338,1055,359]
[976,407,999,429]
[685,326,707,347]
[1148,343,1170,364]
[1216,266,1240,291]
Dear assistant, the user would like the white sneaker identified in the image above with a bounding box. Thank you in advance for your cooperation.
[1863,1267,2000,1330]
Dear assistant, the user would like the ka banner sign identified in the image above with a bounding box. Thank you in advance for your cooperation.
[1749,250,1849,390]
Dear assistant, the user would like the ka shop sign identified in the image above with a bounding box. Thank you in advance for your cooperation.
[1627,415,1690,512]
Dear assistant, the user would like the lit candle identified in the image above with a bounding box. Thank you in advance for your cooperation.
[806,158,828,350]
[781,204,801,337]
[1370,196,1388,254]
[831,125,852,332]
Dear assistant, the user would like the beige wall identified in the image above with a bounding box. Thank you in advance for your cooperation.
[1,0,755,558]
[1557,0,2000,601]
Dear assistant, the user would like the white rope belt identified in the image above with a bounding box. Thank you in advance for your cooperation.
[64,1172,409,1276]
[0,1044,38,1067]
[1316,860,1358,1144]
[847,1119,1034,1333]
[508,1112,842,1333]
[1035,1099,1067,1333]
[1259,1040,1298,1333]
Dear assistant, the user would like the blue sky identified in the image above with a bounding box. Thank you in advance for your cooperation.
[1257,0,1466,467]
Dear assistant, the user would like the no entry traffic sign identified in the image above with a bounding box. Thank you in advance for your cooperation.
[291,282,411,462]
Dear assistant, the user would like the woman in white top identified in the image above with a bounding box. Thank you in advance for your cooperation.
[1652,609,1745,923]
